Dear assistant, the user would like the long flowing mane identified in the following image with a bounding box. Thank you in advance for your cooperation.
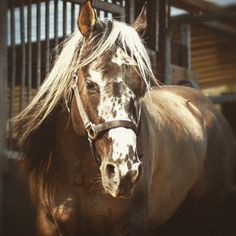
[13,19,156,146]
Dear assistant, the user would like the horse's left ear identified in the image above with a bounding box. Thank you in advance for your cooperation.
[132,3,147,37]
[78,0,97,37]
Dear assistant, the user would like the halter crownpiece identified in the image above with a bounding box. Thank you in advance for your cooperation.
[71,71,141,165]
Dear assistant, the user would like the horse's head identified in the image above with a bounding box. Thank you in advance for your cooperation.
[71,0,152,198]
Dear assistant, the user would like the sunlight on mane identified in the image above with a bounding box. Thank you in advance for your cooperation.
[12,19,157,144]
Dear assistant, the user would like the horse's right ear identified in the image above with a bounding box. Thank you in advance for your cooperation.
[78,0,97,37]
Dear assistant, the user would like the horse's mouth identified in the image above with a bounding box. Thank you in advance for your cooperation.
[104,184,135,199]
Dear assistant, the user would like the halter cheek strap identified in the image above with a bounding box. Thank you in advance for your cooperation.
[71,72,140,165]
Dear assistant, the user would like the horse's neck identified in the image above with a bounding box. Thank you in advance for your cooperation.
[140,87,207,181]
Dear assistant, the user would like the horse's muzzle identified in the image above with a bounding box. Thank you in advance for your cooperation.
[102,161,142,198]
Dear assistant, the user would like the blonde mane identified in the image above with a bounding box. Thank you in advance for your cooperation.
[13,19,157,144]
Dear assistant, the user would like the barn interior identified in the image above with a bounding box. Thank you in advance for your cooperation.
[0,0,236,235]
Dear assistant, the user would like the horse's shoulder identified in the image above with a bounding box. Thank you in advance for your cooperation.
[143,86,203,111]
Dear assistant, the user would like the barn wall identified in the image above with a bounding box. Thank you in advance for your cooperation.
[172,22,236,94]
[191,24,236,90]
[0,0,8,234]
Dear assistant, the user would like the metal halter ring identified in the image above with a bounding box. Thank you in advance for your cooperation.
[72,72,78,89]
[85,122,98,141]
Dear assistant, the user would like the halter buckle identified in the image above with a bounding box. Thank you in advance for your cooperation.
[86,122,98,141]
[72,72,78,89]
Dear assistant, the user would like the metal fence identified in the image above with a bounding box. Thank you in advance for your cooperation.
[6,0,126,146]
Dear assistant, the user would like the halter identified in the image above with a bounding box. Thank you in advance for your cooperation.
[71,72,141,165]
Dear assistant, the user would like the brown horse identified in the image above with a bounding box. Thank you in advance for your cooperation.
[12,1,235,235]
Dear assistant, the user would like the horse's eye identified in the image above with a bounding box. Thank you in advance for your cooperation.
[85,80,98,93]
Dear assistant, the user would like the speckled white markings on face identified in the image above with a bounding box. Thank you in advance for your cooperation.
[88,63,105,87]
[111,47,136,66]
[109,128,137,161]
[94,65,138,163]
[118,160,140,179]
[98,78,137,122]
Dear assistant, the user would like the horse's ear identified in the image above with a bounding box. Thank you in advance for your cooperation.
[132,3,147,37]
[78,0,97,37]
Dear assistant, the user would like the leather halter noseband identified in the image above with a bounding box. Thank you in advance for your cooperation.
[71,72,140,165]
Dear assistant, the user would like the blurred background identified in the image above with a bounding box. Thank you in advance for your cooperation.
[0,0,236,235]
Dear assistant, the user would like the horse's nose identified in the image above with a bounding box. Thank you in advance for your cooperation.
[105,162,142,185]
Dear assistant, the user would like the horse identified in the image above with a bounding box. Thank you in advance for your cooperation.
[12,1,236,235]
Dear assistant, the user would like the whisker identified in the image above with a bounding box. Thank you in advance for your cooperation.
[89,174,105,193]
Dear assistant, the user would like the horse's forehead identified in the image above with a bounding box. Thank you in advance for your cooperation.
[87,46,135,85]
[88,57,133,92]
[111,47,136,66]
[87,48,137,101]
[88,63,105,87]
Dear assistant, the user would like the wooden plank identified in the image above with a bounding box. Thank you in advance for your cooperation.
[54,0,59,56]
[27,0,32,101]
[125,0,135,24]
[204,21,236,35]
[20,1,26,111]
[0,0,7,166]
[147,0,160,52]
[10,1,16,119]
[158,0,171,84]
[171,64,198,85]
[71,0,125,15]
[0,0,8,233]
[7,86,37,118]
[200,77,235,85]
[112,0,125,21]
[71,2,75,33]
[171,12,236,35]
[170,0,225,13]
[45,0,50,74]
[36,0,41,89]
[172,12,236,24]
[180,24,191,69]
[191,22,236,87]
[209,94,236,104]
[197,70,236,80]
[63,1,67,37]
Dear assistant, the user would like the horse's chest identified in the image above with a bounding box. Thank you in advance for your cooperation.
[55,192,131,235]
[77,194,130,233]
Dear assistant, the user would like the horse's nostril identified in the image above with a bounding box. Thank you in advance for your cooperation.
[106,163,116,178]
